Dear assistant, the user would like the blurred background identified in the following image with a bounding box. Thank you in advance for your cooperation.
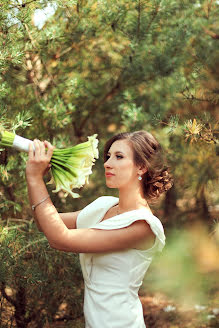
[0,0,218,327]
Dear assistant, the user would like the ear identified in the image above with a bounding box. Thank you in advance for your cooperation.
[137,166,147,176]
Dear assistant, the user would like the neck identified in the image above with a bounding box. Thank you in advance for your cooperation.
[117,184,149,213]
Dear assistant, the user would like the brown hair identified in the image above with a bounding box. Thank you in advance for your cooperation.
[104,131,173,200]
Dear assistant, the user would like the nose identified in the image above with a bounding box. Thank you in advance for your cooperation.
[104,158,112,169]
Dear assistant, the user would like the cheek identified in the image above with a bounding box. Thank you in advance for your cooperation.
[121,160,135,171]
[117,161,137,180]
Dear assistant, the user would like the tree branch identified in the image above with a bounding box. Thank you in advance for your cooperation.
[144,2,161,36]
[54,313,84,322]
[181,90,216,103]
[206,0,214,19]
[137,0,141,39]
[5,185,16,202]
[9,0,37,9]
[204,28,219,40]
[78,77,123,133]
[1,283,16,307]
[23,23,56,96]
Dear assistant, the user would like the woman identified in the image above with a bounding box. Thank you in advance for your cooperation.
[26,130,173,328]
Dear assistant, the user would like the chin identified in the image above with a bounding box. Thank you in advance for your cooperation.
[106,182,118,189]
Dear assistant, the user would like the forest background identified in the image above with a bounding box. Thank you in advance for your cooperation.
[0,0,218,327]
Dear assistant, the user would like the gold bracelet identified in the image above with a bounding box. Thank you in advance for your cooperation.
[31,195,50,211]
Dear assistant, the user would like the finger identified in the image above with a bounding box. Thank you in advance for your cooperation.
[35,139,46,156]
[28,142,34,160]
[44,164,51,175]
[39,140,46,155]
[33,139,41,157]
[44,140,54,159]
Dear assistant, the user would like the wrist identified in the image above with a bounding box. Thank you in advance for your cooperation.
[26,175,44,186]
[31,195,50,211]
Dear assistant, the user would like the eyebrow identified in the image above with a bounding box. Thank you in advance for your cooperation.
[107,151,124,155]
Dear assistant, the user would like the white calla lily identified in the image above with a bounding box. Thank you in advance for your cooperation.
[0,130,99,198]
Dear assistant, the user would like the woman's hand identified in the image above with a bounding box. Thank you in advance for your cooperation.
[26,139,54,183]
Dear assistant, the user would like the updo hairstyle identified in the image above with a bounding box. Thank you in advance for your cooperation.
[104,131,173,200]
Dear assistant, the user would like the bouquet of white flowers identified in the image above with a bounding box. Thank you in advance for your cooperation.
[0,130,99,198]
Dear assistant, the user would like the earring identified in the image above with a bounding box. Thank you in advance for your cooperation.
[138,176,142,181]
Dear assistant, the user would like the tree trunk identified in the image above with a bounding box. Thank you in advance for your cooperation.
[14,286,28,328]
[196,185,211,221]
[164,184,178,224]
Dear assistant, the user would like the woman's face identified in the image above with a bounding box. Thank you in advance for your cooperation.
[104,139,139,189]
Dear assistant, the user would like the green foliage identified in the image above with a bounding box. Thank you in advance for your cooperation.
[0,220,83,327]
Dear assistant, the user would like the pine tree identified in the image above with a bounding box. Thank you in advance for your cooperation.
[0,1,218,326]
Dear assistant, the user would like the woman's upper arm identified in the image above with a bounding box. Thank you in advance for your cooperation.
[59,211,81,229]
[51,220,155,253]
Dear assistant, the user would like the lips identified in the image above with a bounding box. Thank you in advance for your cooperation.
[105,172,115,177]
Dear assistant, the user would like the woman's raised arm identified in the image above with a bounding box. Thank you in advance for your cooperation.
[35,212,81,232]
[58,211,81,229]
[26,139,82,235]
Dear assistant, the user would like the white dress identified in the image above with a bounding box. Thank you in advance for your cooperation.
[76,196,165,328]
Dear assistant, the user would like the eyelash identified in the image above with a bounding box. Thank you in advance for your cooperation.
[106,155,123,160]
